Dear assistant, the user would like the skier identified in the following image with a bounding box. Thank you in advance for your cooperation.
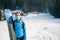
[13,12,26,40]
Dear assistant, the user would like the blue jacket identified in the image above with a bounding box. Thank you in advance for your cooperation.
[8,16,26,40]
[14,20,26,40]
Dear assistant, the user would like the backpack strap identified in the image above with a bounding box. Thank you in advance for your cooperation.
[12,20,15,30]
[22,21,25,30]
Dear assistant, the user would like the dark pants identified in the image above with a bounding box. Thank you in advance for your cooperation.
[16,36,24,40]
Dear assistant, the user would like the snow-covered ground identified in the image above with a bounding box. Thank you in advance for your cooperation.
[0,13,60,40]
[23,13,60,40]
[0,21,10,40]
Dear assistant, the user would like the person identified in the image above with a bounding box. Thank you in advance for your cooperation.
[13,12,26,40]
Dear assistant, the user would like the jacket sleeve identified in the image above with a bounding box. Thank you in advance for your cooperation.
[23,23,26,40]
[7,16,13,23]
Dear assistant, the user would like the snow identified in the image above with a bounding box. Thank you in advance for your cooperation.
[0,13,60,40]
[22,13,60,40]
[0,21,10,40]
